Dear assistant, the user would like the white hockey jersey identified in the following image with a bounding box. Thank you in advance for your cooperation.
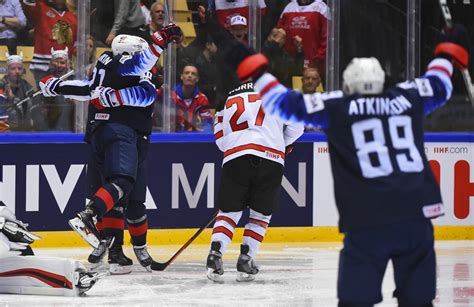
[214,82,304,166]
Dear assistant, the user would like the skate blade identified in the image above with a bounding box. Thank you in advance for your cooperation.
[109,264,132,275]
[68,218,100,248]
[236,272,256,282]
[206,268,224,283]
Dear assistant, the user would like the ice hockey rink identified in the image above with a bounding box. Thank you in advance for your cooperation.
[0,240,472,306]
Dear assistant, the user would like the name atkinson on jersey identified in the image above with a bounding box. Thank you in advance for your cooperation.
[348,95,412,116]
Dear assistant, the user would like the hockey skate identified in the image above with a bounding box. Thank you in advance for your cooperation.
[68,207,100,248]
[236,244,259,282]
[206,241,224,283]
[74,269,105,295]
[133,244,154,272]
[88,236,115,266]
[108,245,133,275]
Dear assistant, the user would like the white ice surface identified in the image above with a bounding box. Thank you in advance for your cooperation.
[0,241,472,306]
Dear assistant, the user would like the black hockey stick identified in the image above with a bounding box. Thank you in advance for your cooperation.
[150,211,218,271]
[438,0,474,106]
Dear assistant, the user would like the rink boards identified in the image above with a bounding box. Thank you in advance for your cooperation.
[0,132,472,247]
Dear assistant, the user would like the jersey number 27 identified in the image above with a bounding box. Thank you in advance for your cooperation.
[226,94,265,132]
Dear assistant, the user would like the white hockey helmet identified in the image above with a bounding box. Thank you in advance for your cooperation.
[342,57,385,95]
[111,34,149,56]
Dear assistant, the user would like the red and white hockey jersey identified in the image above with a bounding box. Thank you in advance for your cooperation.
[277,0,328,67]
[215,0,266,30]
[214,83,304,166]
[22,0,77,72]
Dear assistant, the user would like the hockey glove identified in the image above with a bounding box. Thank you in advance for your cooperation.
[237,53,269,83]
[0,232,28,258]
[0,201,29,229]
[39,75,62,97]
[435,42,469,69]
[152,23,183,50]
[0,216,41,245]
[139,71,155,88]
[90,86,120,110]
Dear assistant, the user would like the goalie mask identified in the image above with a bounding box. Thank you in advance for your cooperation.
[112,34,149,56]
[342,57,385,95]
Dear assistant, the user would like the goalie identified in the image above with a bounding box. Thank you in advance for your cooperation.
[0,202,102,297]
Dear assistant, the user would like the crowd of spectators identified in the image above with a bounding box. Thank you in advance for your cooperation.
[1,0,468,133]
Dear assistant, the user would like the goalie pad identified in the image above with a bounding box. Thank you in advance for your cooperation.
[0,256,102,296]
[0,217,41,245]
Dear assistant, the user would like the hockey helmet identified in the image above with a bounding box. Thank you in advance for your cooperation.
[342,57,385,95]
[111,34,149,56]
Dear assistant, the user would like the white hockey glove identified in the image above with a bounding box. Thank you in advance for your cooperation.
[0,216,41,245]
[139,71,154,88]
[39,75,62,97]
[90,86,120,110]
[0,202,29,229]
[0,232,28,258]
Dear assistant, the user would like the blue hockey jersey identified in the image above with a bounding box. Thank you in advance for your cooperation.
[255,58,453,232]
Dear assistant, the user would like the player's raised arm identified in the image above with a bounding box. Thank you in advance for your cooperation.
[115,24,183,76]
[238,54,330,129]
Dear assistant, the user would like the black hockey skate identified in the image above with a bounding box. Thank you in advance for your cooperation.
[75,269,105,295]
[206,241,224,283]
[133,244,154,272]
[88,236,114,265]
[108,245,133,275]
[236,244,259,282]
[68,206,100,248]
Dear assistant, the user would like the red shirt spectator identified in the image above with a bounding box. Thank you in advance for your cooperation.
[22,0,77,79]
[277,0,328,68]
[215,0,266,31]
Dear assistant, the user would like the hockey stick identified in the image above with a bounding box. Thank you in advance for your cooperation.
[438,0,474,106]
[150,211,218,271]
[7,70,75,111]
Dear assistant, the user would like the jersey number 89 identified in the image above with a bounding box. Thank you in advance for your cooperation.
[351,115,424,178]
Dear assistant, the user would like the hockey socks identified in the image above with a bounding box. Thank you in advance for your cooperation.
[242,209,271,259]
[210,211,243,256]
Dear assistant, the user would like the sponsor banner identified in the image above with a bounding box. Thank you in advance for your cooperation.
[313,142,474,227]
[0,141,313,231]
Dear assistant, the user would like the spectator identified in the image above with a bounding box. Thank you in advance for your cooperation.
[140,0,151,26]
[162,64,213,132]
[301,67,322,94]
[84,34,96,77]
[30,47,74,131]
[199,5,247,109]
[229,14,248,44]
[22,0,77,85]
[0,53,34,130]
[214,0,266,31]
[144,1,164,43]
[105,0,147,45]
[277,0,328,73]
[90,0,114,46]
[0,0,27,55]
[262,27,304,87]
[195,34,218,108]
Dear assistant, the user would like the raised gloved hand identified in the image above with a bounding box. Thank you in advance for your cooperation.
[39,75,62,97]
[237,53,269,83]
[435,24,470,69]
[152,23,183,50]
[90,86,119,110]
